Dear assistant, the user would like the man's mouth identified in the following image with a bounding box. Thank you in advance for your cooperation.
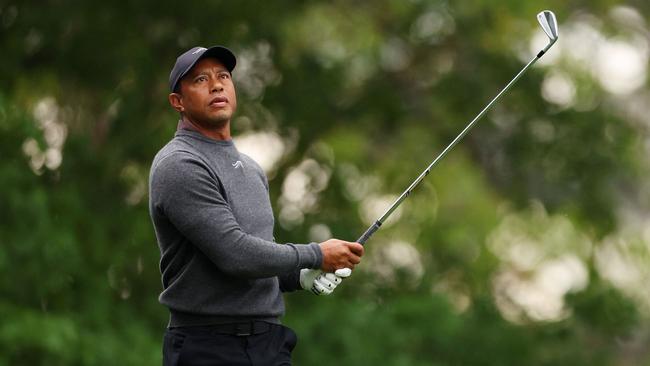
[209,96,228,108]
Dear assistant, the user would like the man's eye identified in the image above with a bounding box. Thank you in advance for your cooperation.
[196,76,207,82]
[220,73,231,80]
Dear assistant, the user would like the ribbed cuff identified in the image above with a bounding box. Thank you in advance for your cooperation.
[289,242,323,269]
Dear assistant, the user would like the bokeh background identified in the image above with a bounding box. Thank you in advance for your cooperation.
[2,0,650,365]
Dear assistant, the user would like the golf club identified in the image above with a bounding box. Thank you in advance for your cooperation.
[356,10,559,245]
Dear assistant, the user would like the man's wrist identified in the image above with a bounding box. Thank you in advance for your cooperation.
[287,242,323,269]
[307,242,323,268]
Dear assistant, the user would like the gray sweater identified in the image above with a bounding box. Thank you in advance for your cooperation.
[149,129,323,327]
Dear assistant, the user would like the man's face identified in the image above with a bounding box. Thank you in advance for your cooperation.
[171,58,237,128]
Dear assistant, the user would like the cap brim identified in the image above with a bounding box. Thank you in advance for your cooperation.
[199,46,237,73]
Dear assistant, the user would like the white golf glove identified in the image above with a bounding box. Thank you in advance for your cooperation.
[299,268,352,295]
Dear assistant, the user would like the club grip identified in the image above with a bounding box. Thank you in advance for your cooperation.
[356,221,382,245]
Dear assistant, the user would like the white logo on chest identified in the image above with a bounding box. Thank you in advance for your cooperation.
[232,160,243,169]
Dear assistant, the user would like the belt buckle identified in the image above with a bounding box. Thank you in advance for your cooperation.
[235,322,252,336]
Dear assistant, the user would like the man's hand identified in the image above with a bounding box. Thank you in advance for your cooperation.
[300,268,352,295]
[318,239,364,272]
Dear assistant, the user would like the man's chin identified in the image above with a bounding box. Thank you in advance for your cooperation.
[205,113,231,127]
[185,111,232,129]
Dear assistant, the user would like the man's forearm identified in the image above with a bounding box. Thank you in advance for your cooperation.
[151,152,323,278]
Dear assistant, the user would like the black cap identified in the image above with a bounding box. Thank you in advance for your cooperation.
[169,45,237,92]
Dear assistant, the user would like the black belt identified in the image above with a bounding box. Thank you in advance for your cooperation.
[172,321,273,337]
[218,321,272,336]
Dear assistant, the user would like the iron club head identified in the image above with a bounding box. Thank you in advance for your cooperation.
[537,10,559,43]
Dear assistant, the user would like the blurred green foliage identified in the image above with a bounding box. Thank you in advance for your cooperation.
[1,0,650,365]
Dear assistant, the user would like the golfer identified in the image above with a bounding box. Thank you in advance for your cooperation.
[148,45,364,365]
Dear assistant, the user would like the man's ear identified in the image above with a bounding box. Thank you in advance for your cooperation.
[168,93,184,113]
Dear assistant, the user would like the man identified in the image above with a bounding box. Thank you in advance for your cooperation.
[148,45,364,365]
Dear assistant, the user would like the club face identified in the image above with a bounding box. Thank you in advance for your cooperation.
[537,10,559,42]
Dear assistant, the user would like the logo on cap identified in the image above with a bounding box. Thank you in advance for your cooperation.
[192,47,207,55]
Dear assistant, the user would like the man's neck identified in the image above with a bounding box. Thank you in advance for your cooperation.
[178,117,231,141]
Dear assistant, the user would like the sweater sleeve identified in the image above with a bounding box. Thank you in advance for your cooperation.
[150,152,322,278]
[278,270,302,292]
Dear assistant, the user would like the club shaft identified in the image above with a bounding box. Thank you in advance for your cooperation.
[357,54,542,245]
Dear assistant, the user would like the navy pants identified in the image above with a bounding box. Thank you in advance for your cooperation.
[163,323,298,366]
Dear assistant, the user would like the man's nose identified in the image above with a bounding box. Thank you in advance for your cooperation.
[210,79,224,93]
